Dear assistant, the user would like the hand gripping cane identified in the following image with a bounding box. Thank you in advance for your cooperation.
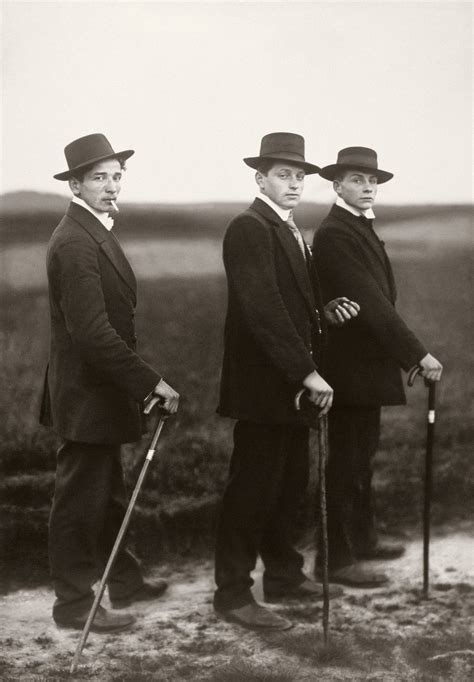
[295,389,330,646]
[70,397,168,674]
[408,365,436,598]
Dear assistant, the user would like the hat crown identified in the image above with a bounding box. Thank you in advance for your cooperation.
[54,133,134,180]
[64,133,116,171]
[243,132,320,174]
[260,132,306,160]
[336,146,379,169]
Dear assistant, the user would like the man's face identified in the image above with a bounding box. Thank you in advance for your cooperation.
[256,163,305,209]
[334,169,378,211]
[69,158,122,212]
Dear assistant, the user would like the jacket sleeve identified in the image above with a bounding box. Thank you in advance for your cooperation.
[315,229,426,371]
[224,216,317,384]
[54,237,160,400]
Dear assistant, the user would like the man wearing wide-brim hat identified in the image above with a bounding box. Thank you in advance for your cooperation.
[312,146,443,587]
[214,132,360,630]
[40,133,179,631]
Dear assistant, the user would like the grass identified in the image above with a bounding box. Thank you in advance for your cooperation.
[0,207,472,587]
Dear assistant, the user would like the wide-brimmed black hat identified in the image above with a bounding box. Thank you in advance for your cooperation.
[54,133,135,181]
[319,147,393,184]
[244,132,320,175]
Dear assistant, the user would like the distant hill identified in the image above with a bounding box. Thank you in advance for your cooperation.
[0,190,470,244]
[0,191,69,214]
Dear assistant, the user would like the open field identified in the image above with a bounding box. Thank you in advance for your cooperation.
[0,203,472,679]
[0,206,473,589]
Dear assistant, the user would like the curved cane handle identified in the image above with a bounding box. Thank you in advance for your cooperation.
[408,365,423,387]
[408,364,436,389]
[143,394,166,415]
[294,388,307,412]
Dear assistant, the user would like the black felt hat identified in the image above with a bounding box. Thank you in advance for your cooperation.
[244,132,320,175]
[54,133,134,181]
[319,147,393,184]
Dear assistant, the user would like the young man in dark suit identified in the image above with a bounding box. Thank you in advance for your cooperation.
[214,133,360,630]
[313,147,443,587]
[41,134,179,631]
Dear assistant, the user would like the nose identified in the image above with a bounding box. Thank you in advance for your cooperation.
[289,174,301,189]
[105,177,119,193]
[363,182,374,193]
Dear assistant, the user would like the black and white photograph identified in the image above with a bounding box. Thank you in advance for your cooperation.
[0,1,472,679]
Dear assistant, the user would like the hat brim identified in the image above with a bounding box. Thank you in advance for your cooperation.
[319,163,393,184]
[243,156,320,175]
[53,149,135,181]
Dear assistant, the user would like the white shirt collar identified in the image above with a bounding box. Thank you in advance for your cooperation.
[257,193,292,222]
[336,196,375,220]
[72,196,114,231]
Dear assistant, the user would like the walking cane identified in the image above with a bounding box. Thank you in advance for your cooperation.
[70,397,168,674]
[408,365,436,599]
[295,389,330,646]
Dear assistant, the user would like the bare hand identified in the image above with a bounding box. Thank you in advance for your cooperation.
[324,297,360,327]
[302,371,333,416]
[419,353,443,382]
[153,379,180,415]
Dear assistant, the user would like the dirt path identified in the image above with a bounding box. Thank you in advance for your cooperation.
[1,530,473,681]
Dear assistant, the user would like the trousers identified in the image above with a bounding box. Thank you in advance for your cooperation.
[214,420,309,611]
[316,407,381,569]
[48,440,143,619]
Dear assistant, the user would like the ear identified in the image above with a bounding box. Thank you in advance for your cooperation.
[69,177,81,197]
[333,180,341,196]
[255,171,265,190]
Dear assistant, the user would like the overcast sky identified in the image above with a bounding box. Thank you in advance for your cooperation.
[1,1,472,204]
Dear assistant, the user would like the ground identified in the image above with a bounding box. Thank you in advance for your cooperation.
[1,528,472,681]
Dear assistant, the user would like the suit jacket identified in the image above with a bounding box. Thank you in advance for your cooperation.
[313,204,426,407]
[40,202,160,444]
[217,198,328,424]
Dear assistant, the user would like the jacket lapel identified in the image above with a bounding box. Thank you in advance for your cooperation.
[329,204,397,301]
[330,205,388,270]
[67,202,137,296]
[249,199,318,318]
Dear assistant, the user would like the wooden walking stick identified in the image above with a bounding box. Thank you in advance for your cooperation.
[408,365,437,599]
[70,398,167,674]
[317,413,330,645]
[295,389,330,645]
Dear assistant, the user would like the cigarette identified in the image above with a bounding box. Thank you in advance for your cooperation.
[110,200,119,213]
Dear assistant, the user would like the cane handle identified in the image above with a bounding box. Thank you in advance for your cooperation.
[408,365,436,389]
[294,388,306,411]
[143,394,166,415]
[408,365,423,387]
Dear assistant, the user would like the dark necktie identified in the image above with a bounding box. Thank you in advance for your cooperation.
[359,214,374,230]
[359,214,386,247]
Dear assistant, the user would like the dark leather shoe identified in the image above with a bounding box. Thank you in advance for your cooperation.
[265,578,344,602]
[356,541,406,561]
[110,579,168,609]
[324,564,389,588]
[215,603,293,631]
[54,605,135,633]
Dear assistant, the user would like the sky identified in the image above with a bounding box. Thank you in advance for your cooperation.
[1,0,472,204]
